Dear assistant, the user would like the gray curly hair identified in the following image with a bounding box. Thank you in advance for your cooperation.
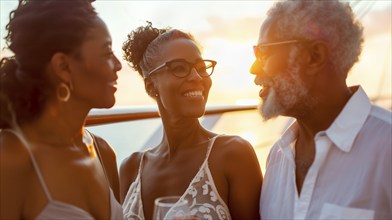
[266,0,364,76]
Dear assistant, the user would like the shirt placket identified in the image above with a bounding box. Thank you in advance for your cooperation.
[294,135,331,219]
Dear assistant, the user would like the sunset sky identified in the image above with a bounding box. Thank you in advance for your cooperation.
[1,0,391,108]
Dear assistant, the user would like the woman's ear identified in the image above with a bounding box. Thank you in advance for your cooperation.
[305,40,328,75]
[50,52,72,82]
[144,77,158,97]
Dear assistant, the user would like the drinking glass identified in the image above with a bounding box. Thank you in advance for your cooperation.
[152,196,191,220]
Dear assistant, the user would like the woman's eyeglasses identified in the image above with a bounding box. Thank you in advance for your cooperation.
[147,59,217,78]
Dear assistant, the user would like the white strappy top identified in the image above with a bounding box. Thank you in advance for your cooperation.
[122,135,232,220]
[2,129,124,220]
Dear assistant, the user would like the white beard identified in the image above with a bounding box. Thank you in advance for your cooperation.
[258,49,314,120]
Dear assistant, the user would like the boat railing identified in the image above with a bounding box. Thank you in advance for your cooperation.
[86,104,258,126]
[86,94,391,126]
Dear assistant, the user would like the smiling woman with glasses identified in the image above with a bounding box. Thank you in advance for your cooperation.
[120,22,262,220]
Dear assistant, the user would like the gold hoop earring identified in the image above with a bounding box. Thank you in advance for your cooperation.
[57,82,71,102]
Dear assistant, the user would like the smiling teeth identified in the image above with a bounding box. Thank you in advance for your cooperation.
[184,91,203,97]
[108,81,117,86]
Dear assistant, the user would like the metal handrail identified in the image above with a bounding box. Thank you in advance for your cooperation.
[86,104,258,126]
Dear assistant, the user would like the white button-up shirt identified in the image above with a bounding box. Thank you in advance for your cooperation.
[260,86,392,219]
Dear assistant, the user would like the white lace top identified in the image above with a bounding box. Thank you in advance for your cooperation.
[122,135,231,220]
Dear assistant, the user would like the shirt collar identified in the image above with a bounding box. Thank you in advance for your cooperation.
[325,86,372,152]
[276,119,298,160]
[277,86,371,154]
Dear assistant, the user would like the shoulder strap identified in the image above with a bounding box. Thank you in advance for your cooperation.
[204,134,222,160]
[1,129,53,201]
[87,130,110,183]
[138,151,147,174]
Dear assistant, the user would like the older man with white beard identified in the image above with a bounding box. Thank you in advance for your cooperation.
[250,0,392,219]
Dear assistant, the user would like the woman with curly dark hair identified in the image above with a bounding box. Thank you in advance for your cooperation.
[120,22,262,220]
[0,0,123,219]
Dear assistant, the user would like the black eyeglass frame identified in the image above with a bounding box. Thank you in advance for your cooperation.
[146,59,217,78]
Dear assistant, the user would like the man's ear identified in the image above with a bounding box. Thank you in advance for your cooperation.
[144,77,158,97]
[50,52,73,82]
[305,40,328,75]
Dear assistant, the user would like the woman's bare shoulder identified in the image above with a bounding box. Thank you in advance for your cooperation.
[214,134,255,154]
[212,134,261,172]
[0,130,33,173]
[119,151,144,202]
[120,151,143,177]
[91,133,116,158]
[0,130,33,217]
